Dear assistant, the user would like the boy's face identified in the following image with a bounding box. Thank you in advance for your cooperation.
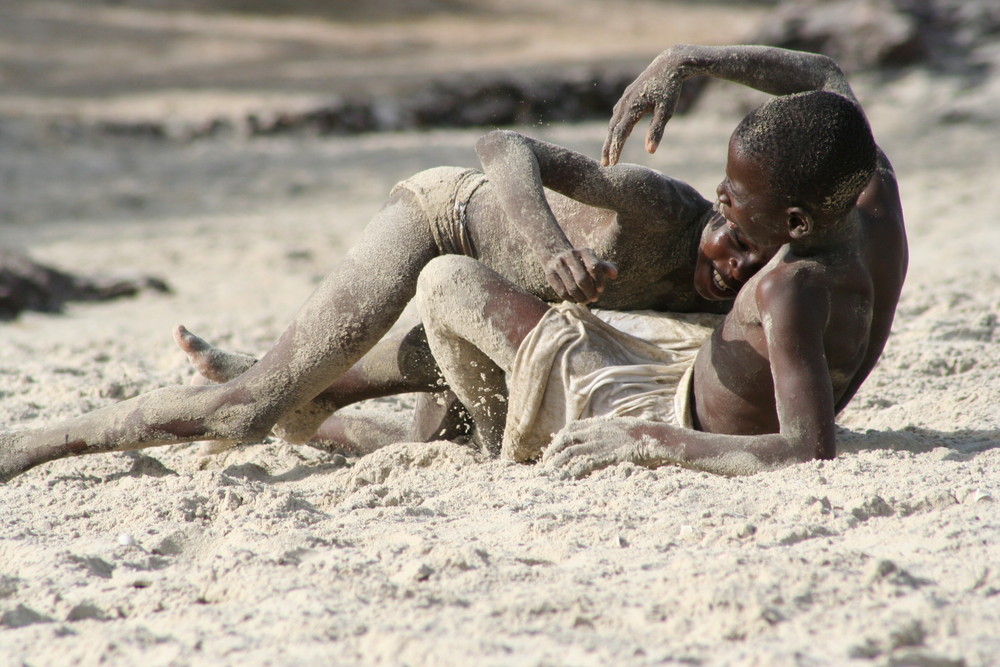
[695,136,785,301]
[694,208,771,302]
[715,137,793,249]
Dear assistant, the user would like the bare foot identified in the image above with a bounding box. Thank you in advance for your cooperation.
[173,325,257,455]
[172,325,335,449]
[173,325,256,385]
[0,432,32,483]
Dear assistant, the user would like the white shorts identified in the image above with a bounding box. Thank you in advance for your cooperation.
[502,303,721,462]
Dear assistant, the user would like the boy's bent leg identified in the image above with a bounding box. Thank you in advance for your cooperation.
[2,190,443,481]
[175,323,450,445]
[416,255,549,455]
[228,191,439,432]
[166,189,443,447]
[267,324,437,444]
[408,391,473,442]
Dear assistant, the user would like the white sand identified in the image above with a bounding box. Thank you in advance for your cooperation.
[2,4,1000,666]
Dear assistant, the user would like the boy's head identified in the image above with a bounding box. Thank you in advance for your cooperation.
[694,211,774,302]
[718,91,876,247]
[693,90,878,302]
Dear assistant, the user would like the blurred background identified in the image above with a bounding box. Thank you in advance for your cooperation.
[1,0,997,317]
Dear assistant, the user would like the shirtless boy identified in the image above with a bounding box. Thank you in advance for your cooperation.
[410,45,907,475]
[171,128,764,452]
[0,94,767,480]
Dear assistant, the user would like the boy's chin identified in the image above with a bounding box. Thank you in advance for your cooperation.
[695,279,730,302]
[695,285,724,302]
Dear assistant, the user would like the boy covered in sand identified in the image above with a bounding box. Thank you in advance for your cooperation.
[170,127,762,453]
[409,45,907,476]
[0,69,769,480]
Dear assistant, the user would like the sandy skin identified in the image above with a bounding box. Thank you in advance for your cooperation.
[412,46,907,475]
[548,48,907,474]
[169,46,909,474]
[168,191,763,455]
[0,119,767,480]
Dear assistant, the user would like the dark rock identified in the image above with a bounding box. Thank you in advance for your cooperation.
[244,67,643,137]
[750,0,1000,75]
[0,248,171,321]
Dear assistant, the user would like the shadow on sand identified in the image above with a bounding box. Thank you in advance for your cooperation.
[836,425,1000,461]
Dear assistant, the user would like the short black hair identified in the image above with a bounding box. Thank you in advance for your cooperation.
[733,90,876,218]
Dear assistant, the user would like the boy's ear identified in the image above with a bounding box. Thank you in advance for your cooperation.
[786,207,813,240]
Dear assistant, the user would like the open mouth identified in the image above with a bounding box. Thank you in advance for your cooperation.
[711,267,738,295]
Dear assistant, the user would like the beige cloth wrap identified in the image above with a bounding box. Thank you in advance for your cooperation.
[502,303,723,462]
[390,166,487,258]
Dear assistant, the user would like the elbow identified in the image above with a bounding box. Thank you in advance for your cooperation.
[816,441,837,461]
[476,129,521,162]
[812,53,849,88]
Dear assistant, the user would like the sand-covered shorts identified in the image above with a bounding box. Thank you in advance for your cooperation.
[502,303,723,462]
[390,166,488,258]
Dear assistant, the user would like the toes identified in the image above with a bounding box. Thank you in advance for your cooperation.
[173,325,211,355]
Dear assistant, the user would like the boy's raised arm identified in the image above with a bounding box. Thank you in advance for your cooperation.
[475,129,624,304]
[603,45,859,165]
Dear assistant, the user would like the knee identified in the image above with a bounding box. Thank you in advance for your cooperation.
[416,255,483,317]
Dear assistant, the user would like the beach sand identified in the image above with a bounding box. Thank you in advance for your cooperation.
[1,1,999,664]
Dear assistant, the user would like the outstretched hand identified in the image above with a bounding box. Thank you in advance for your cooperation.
[544,248,619,304]
[543,417,677,478]
[601,54,685,166]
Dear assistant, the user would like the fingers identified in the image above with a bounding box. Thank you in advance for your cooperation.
[547,251,597,303]
[602,110,641,167]
[601,92,630,166]
[547,264,591,303]
[588,258,619,282]
[546,251,619,304]
[644,103,673,155]
[604,59,685,164]
[602,85,652,166]
[543,433,617,479]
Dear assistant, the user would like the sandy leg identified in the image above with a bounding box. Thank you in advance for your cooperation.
[307,410,411,456]
[417,255,548,455]
[174,323,470,452]
[0,190,447,481]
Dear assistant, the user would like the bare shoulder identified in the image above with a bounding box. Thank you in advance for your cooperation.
[750,253,844,328]
[602,162,711,223]
[855,146,908,288]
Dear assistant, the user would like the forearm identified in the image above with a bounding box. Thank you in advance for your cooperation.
[475,131,575,258]
[665,44,857,102]
[625,420,811,475]
[545,417,815,478]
